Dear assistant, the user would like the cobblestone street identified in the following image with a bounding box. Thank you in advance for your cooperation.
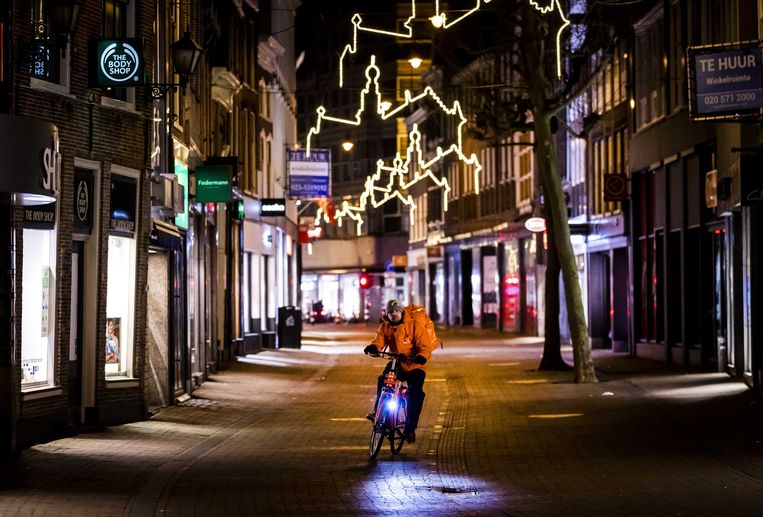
[2,325,763,516]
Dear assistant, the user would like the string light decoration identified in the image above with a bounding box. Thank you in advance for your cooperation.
[315,125,469,235]
[306,0,571,231]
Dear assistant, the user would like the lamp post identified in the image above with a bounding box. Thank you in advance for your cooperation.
[149,32,203,99]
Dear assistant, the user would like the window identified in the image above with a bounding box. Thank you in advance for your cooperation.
[635,14,665,128]
[106,235,136,377]
[669,0,688,111]
[30,2,71,89]
[106,171,138,378]
[635,170,662,342]
[21,228,57,388]
[591,129,626,216]
[102,0,134,103]
[514,131,534,209]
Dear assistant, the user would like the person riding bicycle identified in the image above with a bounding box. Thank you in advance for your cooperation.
[363,299,438,444]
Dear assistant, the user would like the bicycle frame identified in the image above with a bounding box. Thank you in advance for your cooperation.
[368,352,409,459]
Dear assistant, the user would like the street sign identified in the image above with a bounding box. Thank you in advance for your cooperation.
[524,217,546,233]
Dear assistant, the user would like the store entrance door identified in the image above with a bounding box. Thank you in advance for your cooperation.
[708,225,729,371]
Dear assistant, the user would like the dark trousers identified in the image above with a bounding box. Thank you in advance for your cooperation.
[375,363,426,433]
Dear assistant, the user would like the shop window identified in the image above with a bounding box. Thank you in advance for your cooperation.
[106,171,138,378]
[252,253,261,325]
[635,170,663,342]
[21,229,57,389]
[242,251,251,333]
[106,235,136,377]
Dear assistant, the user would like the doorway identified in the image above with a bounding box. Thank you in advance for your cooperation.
[708,225,728,370]
[68,241,85,425]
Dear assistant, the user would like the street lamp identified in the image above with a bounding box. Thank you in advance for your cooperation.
[48,0,79,48]
[341,140,354,152]
[149,32,203,99]
[430,14,445,28]
[408,56,423,69]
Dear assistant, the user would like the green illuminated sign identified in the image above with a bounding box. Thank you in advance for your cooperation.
[94,39,146,87]
[195,166,232,203]
[174,163,189,230]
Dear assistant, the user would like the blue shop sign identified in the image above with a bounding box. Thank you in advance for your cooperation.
[691,45,763,118]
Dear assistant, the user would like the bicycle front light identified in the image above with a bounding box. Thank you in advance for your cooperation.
[386,399,398,412]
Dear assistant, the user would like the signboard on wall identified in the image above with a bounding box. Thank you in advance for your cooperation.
[260,198,286,217]
[195,165,232,202]
[93,38,146,87]
[688,43,763,120]
[23,202,56,229]
[73,168,94,234]
[288,148,331,198]
[110,174,137,237]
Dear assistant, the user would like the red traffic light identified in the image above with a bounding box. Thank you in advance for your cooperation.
[359,273,371,289]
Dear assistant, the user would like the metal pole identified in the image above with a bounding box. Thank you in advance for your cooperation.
[0,193,16,457]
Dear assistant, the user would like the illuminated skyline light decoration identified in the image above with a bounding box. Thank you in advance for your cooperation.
[305,54,482,232]
[315,125,460,236]
[306,0,570,231]
[338,0,569,85]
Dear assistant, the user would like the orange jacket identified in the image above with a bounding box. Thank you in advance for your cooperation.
[372,305,439,372]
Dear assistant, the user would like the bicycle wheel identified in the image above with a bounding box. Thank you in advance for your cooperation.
[389,398,407,455]
[369,403,387,459]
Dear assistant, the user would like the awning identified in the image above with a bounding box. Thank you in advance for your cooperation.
[0,114,59,205]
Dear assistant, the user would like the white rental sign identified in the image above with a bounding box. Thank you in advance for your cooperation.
[288,148,331,198]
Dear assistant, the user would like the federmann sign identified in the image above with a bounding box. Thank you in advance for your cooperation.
[195,165,232,202]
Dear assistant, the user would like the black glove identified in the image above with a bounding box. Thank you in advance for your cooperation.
[364,345,380,356]
[413,354,427,365]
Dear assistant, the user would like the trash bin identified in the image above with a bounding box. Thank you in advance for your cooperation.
[277,306,302,348]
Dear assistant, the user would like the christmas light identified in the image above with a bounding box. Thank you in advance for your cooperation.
[316,125,481,236]
[305,0,570,232]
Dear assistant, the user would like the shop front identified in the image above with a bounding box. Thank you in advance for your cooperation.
[0,114,61,455]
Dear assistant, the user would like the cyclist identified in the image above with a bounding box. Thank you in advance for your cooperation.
[363,299,438,444]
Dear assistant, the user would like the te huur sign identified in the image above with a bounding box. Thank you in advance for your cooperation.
[688,43,763,120]
[195,165,232,203]
[93,38,146,87]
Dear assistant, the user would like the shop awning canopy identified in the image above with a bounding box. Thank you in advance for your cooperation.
[0,114,59,205]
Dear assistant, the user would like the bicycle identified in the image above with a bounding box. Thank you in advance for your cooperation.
[366,350,411,460]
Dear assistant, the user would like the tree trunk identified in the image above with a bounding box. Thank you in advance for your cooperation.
[539,202,570,371]
[531,108,597,383]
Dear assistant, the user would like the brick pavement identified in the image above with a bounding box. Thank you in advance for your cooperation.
[1,324,762,516]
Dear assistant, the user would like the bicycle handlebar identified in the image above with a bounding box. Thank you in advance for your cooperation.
[367,350,414,362]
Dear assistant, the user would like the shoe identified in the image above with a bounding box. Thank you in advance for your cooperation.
[366,413,375,422]
[405,430,416,444]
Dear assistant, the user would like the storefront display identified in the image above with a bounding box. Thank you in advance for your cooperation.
[21,229,57,387]
[106,173,138,378]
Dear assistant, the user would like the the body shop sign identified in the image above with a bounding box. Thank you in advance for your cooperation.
[689,43,763,120]
[94,39,146,87]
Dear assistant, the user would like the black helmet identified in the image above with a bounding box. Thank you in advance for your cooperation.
[386,299,404,314]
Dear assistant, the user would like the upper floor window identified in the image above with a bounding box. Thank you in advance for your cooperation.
[635,17,665,129]
[514,131,534,209]
[30,2,71,89]
[103,0,134,102]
